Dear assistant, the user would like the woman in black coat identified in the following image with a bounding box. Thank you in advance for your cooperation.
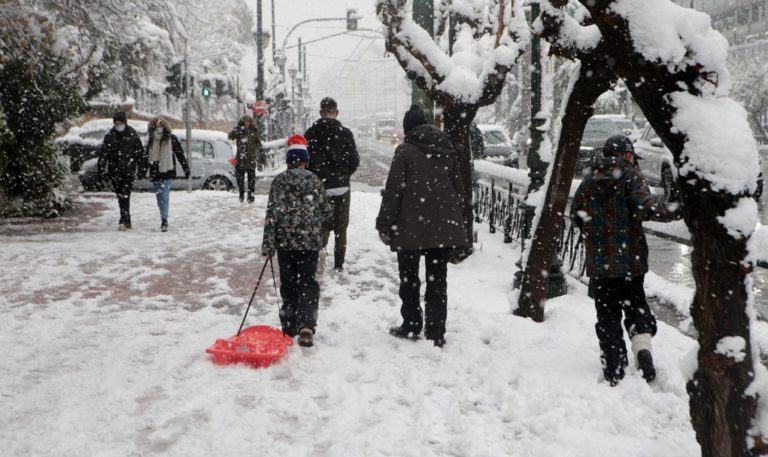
[143,117,189,232]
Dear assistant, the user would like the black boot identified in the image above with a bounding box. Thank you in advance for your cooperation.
[637,349,656,382]
[389,325,420,340]
[161,219,168,232]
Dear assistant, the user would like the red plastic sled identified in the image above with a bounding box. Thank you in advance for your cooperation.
[206,325,293,367]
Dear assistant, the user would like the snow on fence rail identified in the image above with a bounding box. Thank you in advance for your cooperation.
[262,138,287,171]
[472,161,768,273]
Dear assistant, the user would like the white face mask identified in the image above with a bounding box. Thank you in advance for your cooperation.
[114,124,126,132]
[154,128,164,139]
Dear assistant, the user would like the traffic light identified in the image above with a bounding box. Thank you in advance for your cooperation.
[165,62,182,98]
[346,9,358,31]
[201,80,211,98]
[215,80,226,97]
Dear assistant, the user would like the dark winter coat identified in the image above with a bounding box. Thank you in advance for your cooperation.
[228,119,264,169]
[571,156,680,279]
[100,125,144,180]
[376,124,469,251]
[141,134,190,182]
[261,168,332,256]
[305,118,359,189]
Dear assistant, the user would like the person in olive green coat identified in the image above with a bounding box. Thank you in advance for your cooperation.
[376,104,469,348]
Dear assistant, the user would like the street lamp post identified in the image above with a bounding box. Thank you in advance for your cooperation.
[288,65,297,132]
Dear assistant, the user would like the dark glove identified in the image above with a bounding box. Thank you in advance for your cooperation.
[379,232,391,246]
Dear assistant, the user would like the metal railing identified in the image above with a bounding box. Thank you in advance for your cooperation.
[262,138,287,171]
[472,160,768,277]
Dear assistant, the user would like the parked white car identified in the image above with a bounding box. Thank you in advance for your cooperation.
[477,124,518,167]
[79,129,237,192]
[633,122,764,201]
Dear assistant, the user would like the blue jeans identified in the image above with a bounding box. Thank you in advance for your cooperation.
[153,179,173,220]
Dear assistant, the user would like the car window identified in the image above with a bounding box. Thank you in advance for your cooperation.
[614,120,637,131]
[183,141,215,159]
[82,130,109,140]
[641,125,657,142]
[584,120,622,138]
[483,130,508,146]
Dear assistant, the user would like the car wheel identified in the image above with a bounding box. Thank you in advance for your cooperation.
[661,163,678,203]
[203,175,232,191]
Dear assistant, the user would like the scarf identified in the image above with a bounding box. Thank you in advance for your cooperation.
[149,137,174,173]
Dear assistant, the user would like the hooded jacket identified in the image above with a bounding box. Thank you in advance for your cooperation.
[305,118,359,189]
[376,124,469,251]
[570,156,679,279]
[100,125,144,180]
[261,168,332,256]
[228,116,264,169]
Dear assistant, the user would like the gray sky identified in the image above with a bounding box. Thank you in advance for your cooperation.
[245,0,411,126]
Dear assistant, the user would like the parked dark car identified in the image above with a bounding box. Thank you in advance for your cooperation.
[56,119,148,171]
[576,114,639,176]
[79,129,237,192]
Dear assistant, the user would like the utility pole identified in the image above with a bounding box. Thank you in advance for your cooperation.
[256,0,265,118]
[270,0,276,61]
[412,0,434,122]
[513,2,566,299]
[184,36,192,193]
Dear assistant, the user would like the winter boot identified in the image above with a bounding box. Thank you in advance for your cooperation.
[298,327,314,347]
[389,325,420,341]
[239,193,245,203]
[637,350,656,382]
[161,219,168,232]
[631,333,655,382]
[247,194,255,204]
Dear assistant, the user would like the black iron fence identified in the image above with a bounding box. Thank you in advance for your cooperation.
[472,161,768,277]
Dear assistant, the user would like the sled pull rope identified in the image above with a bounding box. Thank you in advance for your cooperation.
[268,255,287,337]
[236,256,272,336]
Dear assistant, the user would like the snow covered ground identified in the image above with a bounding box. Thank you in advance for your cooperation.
[1,189,703,456]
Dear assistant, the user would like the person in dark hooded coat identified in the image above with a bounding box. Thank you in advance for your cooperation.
[305,97,359,272]
[229,115,264,203]
[99,110,144,231]
[376,104,469,348]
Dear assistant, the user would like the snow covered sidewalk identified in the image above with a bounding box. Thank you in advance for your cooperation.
[1,190,700,456]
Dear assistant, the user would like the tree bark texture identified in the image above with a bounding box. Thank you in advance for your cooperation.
[533,1,764,454]
[443,104,480,250]
[515,62,613,321]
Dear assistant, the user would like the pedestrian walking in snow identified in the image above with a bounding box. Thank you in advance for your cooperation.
[571,134,682,386]
[141,117,189,232]
[99,111,144,231]
[376,104,469,348]
[305,97,359,273]
[261,134,331,348]
[228,115,265,203]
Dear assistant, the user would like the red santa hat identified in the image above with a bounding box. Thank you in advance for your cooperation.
[286,134,309,164]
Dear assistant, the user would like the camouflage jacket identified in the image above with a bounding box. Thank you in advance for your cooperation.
[570,157,680,279]
[261,168,331,255]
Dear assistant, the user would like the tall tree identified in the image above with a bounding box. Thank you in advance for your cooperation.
[376,0,528,254]
[518,1,767,454]
[0,8,85,216]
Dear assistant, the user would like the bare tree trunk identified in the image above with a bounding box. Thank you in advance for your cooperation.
[682,178,762,456]
[515,63,613,321]
[443,104,479,252]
